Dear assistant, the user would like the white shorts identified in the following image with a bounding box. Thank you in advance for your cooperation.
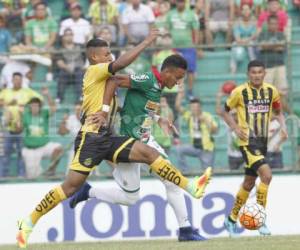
[264,65,288,94]
[22,142,62,179]
[113,136,168,192]
[208,20,228,33]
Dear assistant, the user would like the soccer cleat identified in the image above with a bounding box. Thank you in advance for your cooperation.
[258,223,271,236]
[224,217,238,237]
[69,182,91,209]
[178,226,207,241]
[16,219,33,248]
[192,167,212,198]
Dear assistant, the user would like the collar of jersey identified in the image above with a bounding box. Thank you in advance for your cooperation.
[151,66,163,89]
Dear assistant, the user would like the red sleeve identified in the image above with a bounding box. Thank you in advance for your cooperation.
[272,100,281,110]
[257,11,267,28]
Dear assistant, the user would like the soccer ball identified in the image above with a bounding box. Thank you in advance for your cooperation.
[239,203,266,230]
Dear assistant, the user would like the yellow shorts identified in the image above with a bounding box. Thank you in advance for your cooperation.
[70,130,135,174]
[239,146,267,176]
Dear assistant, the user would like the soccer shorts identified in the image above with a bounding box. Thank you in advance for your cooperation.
[113,136,168,193]
[70,129,136,174]
[239,146,267,177]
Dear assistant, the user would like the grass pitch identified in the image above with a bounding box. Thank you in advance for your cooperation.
[1,236,300,250]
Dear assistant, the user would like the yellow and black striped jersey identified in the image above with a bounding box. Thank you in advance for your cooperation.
[225,82,281,147]
[80,63,118,133]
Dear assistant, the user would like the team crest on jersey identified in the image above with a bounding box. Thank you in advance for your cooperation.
[83,158,92,166]
[131,74,150,82]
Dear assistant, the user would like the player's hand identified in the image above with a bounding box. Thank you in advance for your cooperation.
[87,111,108,129]
[280,127,288,140]
[234,126,248,141]
[144,28,160,45]
[158,117,179,137]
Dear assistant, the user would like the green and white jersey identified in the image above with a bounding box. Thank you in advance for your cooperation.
[120,70,162,142]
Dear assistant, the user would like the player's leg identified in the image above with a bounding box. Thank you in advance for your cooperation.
[224,146,260,237]
[127,140,212,199]
[17,131,104,248]
[69,162,141,208]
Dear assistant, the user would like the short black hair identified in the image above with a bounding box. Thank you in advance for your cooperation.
[34,2,47,10]
[13,72,22,78]
[86,38,109,48]
[161,54,187,71]
[247,60,265,71]
[190,98,201,105]
[28,97,42,106]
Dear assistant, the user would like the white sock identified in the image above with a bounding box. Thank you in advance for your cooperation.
[163,180,191,228]
[89,186,139,206]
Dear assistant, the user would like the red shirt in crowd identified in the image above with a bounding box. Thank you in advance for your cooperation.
[257,10,288,32]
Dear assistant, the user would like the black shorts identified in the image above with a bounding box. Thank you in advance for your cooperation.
[70,129,136,174]
[239,145,267,177]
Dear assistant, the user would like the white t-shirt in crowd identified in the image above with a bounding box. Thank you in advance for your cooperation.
[0,60,30,88]
[268,119,282,152]
[59,18,92,45]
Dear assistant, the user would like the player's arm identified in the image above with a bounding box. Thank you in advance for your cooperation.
[109,29,159,74]
[272,92,288,140]
[220,89,248,141]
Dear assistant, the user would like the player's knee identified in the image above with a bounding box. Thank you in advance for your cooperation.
[140,145,159,164]
[124,191,140,206]
[243,179,255,191]
[261,173,272,185]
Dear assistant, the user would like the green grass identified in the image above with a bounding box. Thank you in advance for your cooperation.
[1,236,300,250]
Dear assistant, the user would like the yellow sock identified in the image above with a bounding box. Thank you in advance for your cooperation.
[256,182,269,208]
[30,185,67,225]
[230,186,250,222]
[150,156,189,190]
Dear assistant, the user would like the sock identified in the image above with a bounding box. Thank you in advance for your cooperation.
[163,180,191,228]
[256,182,269,208]
[30,185,66,225]
[229,186,250,222]
[150,156,189,191]
[89,187,139,206]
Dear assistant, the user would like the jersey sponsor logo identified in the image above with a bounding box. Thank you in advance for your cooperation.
[247,105,270,113]
[131,74,150,82]
[144,100,159,113]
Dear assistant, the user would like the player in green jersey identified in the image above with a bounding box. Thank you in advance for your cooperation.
[70,55,209,241]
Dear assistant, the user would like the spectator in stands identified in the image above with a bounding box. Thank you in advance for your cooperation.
[154,1,170,33]
[194,0,206,47]
[54,28,85,103]
[166,0,199,100]
[234,0,263,17]
[205,0,235,46]
[58,102,81,166]
[0,59,32,88]
[231,3,257,74]
[61,0,81,20]
[152,95,174,155]
[22,0,52,23]
[216,89,244,170]
[257,14,290,112]
[21,88,63,178]
[25,2,57,50]
[88,0,118,43]
[95,26,117,59]
[257,0,288,34]
[175,89,218,172]
[59,3,92,45]
[266,113,286,168]
[0,123,4,177]
[0,72,42,177]
[0,15,12,54]
[0,0,26,42]
[122,0,155,44]
[294,0,300,9]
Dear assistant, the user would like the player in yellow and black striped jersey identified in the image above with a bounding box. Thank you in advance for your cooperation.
[221,60,288,236]
[17,30,213,249]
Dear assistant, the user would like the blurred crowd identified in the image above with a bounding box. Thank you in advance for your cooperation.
[0,0,299,179]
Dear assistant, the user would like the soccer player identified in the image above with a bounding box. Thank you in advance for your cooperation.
[70,55,208,241]
[16,30,212,248]
[221,60,287,237]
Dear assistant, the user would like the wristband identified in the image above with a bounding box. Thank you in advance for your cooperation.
[101,104,110,113]
[154,114,160,122]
